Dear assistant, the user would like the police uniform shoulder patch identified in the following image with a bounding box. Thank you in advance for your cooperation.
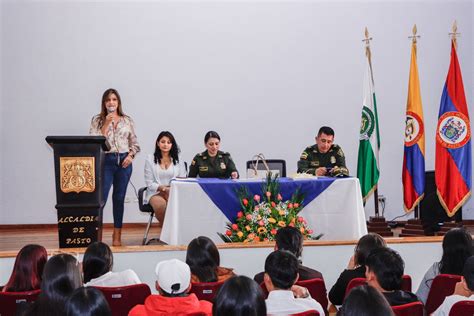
[191,160,196,166]
[300,152,308,159]
[337,148,344,157]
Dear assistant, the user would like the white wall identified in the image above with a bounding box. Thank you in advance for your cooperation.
[0,0,472,225]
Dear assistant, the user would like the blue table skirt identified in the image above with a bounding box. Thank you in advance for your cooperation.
[192,177,336,221]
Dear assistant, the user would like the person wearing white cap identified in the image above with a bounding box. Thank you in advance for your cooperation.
[129,259,213,315]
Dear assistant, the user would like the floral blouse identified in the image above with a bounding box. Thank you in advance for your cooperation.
[89,114,140,155]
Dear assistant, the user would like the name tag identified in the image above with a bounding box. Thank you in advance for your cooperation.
[310,161,319,167]
[199,166,208,172]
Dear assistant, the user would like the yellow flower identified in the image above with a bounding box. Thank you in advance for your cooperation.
[300,227,305,233]
[291,217,296,224]
[237,231,244,238]
[257,215,262,220]
[257,227,267,234]
[268,218,277,224]
[278,221,286,227]
[279,210,286,216]
[245,225,251,231]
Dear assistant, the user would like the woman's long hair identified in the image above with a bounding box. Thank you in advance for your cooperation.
[28,254,82,316]
[2,244,47,292]
[213,276,266,316]
[83,242,113,284]
[439,228,473,274]
[153,131,180,165]
[65,287,111,316]
[354,233,387,267]
[186,236,220,282]
[97,88,126,127]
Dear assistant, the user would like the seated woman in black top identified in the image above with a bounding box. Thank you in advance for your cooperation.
[328,233,386,306]
[188,131,238,179]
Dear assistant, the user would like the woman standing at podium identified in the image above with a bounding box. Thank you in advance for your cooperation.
[89,88,140,246]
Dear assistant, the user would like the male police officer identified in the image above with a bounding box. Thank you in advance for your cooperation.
[297,126,349,177]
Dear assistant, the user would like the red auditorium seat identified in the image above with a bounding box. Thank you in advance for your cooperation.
[391,301,424,316]
[189,281,224,302]
[449,300,474,316]
[0,289,41,316]
[425,274,462,314]
[94,283,151,316]
[344,275,413,298]
[291,310,320,316]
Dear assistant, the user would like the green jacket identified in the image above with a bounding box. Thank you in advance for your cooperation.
[188,150,238,179]
[297,144,349,176]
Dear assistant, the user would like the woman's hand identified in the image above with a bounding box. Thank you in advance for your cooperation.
[231,171,238,179]
[122,155,133,168]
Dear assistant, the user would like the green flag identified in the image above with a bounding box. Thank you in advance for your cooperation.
[357,46,380,201]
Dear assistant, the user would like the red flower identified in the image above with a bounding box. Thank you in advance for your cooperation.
[231,224,238,230]
[266,191,271,198]
[288,203,293,209]
[237,211,244,218]
[246,214,252,220]
[242,199,248,206]
[308,229,313,234]
[277,194,282,201]
[297,216,304,223]
[271,202,276,208]
[264,238,269,242]
[294,203,300,208]
[289,222,295,227]
[271,229,277,235]
[258,220,264,226]
[225,230,232,236]
[254,195,261,202]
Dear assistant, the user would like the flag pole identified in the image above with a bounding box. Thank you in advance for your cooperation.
[362,28,379,217]
[449,20,459,48]
[408,24,421,220]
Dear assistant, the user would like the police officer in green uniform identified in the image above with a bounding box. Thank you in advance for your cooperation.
[188,131,239,179]
[297,126,349,177]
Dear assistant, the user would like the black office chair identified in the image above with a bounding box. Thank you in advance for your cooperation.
[246,159,286,177]
[138,186,155,245]
[138,162,187,245]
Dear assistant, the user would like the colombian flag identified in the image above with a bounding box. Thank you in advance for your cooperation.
[402,40,425,212]
[435,40,472,217]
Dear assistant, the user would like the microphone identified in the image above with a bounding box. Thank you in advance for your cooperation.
[106,107,116,124]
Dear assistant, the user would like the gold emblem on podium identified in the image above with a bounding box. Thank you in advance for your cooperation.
[60,157,95,193]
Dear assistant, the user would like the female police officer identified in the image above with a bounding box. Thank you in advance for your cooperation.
[188,131,238,179]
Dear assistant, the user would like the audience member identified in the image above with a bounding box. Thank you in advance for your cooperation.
[213,276,266,316]
[254,227,323,284]
[416,228,473,304]
[329,233,387,305]
[337,284,394,316]
[432,255,474,316]
[65,287,111,316]
[128,259,212,315]
[20,253,82,316]
[365,247,419,306]
[186,236,235,283]
[264,250,325,315]
[83,242,141,287]
[2,244,47,292]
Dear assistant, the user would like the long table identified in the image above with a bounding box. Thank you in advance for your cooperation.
[160,177,368,246]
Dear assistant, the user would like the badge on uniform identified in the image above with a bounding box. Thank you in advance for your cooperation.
[220,162,226,169]
[331,156,336,164]
[311,161,319,167]
[199,166,208,171]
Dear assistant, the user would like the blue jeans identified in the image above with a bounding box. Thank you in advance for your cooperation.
[103,153,132,228]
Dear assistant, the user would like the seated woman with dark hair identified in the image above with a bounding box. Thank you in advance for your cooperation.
[20,253,83,316]
[213,276,266,316]
[328,233,387,306]
[83,241,141,287]
[337,284,394,316]
[186,236,235,283]
[2,244,47,292]
[416,228,473,304]
[65,287,111,316]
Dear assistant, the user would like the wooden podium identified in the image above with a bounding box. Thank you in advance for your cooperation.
[46,136,109,248]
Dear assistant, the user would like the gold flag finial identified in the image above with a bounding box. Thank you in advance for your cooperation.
[362,27,372,63]
[449,20,460,48]
[409,24,420,44]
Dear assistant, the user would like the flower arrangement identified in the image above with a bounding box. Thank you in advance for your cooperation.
[219,173,320,243]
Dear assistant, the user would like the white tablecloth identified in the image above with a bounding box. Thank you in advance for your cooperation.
[160,177,368,245]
